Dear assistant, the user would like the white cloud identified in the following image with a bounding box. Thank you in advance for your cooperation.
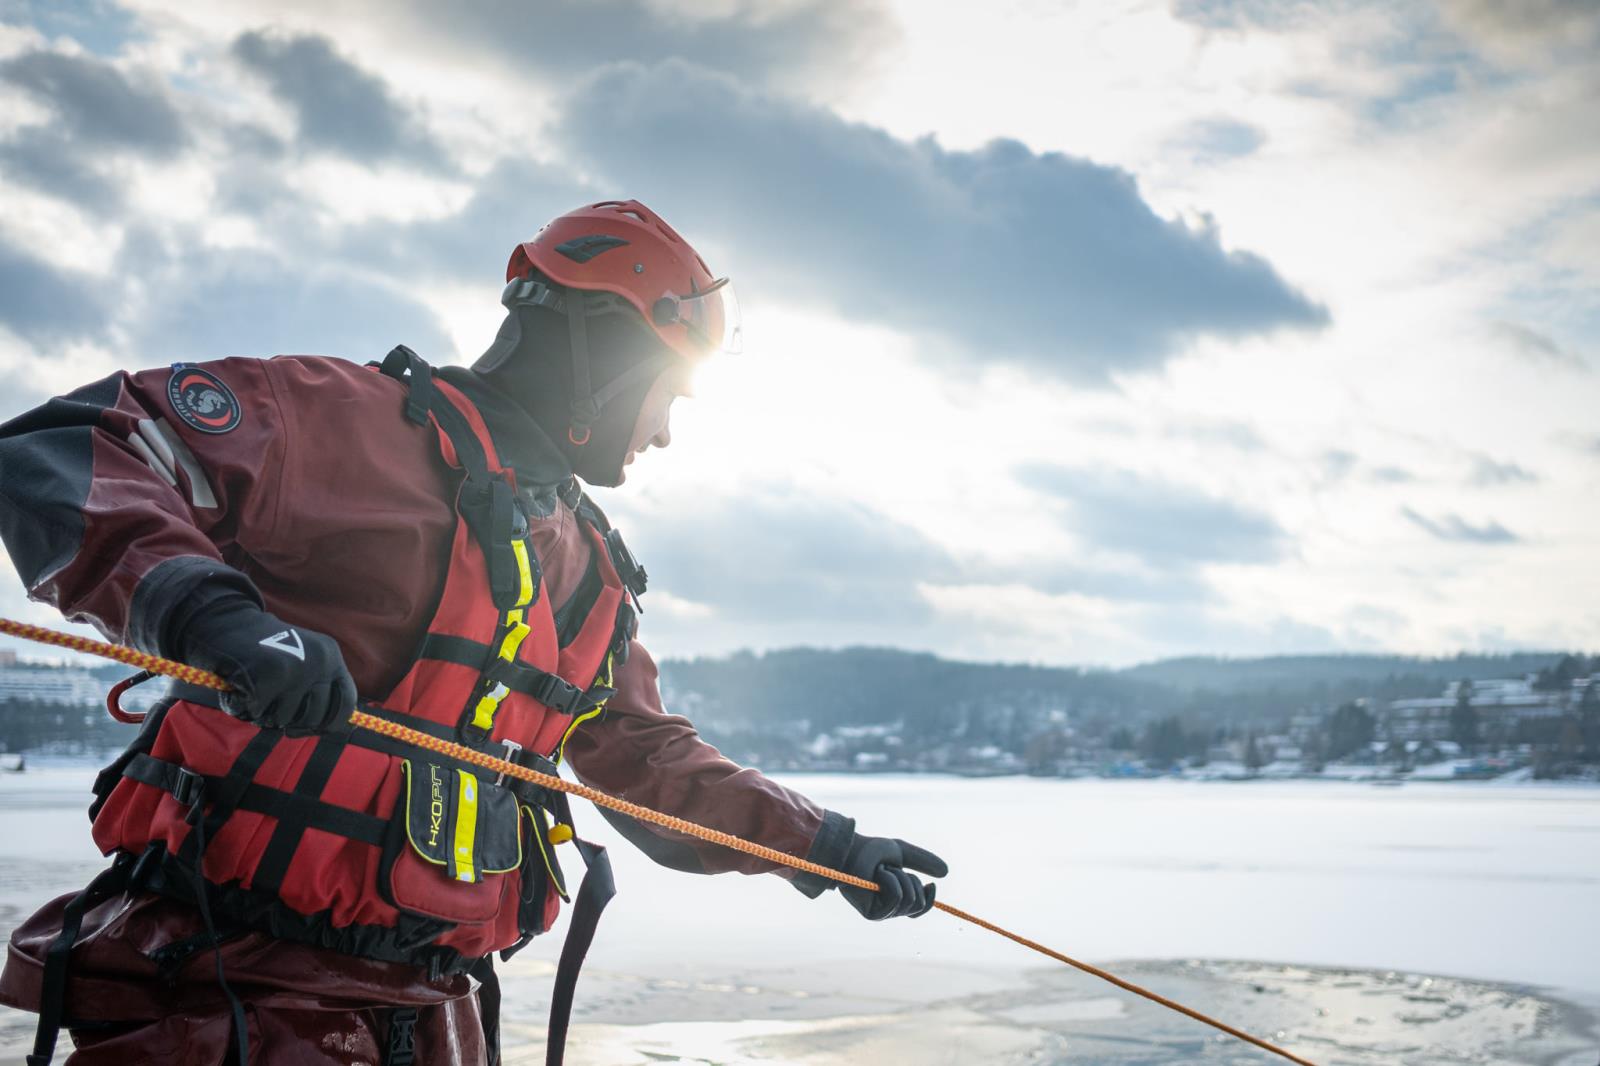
[0,0,1595,666]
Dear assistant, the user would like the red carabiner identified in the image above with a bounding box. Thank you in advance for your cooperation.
[107,670,155,724]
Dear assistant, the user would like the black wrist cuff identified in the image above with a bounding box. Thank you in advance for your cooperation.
[127,556,264,658]
[790,809,856,899]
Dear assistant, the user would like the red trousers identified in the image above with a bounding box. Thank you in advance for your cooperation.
[1,891,488,1065]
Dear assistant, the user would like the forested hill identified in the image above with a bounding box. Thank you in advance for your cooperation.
[1117,653,1567,694]
[660,648,1178,732]
[659,647,1574,731]
[0,646,1581,757]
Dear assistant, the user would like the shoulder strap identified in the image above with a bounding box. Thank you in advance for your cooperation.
[379,344,436,427]
[379,346,539,611]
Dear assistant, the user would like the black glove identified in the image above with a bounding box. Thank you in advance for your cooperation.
[174,592,356,736]
[838,832,948,921]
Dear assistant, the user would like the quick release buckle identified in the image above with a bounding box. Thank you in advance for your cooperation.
[531,672,586,715]
[604,528,648,600]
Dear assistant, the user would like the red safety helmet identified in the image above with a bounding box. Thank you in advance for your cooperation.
[508,200,741,362]
[478,200,740,447]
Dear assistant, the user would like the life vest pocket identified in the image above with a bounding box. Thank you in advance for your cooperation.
[515,802,569,937]
[383,759,523,924]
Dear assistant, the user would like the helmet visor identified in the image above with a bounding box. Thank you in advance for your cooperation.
[658,277,742,358]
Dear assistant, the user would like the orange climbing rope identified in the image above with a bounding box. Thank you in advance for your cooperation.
[0,617,1318,1066]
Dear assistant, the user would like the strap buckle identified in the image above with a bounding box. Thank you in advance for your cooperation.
[386,1005,418,1066]
[604,528,648,600]
[530,672,586,716]
[501,277,565,313]
[172,767,205,810]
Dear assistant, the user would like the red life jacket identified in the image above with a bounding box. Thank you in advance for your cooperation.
[87,347,643,976]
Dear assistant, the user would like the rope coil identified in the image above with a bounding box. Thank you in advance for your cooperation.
[0,616,1317,1065]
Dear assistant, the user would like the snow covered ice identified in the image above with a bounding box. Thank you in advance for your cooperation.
[1,768,1596,1063]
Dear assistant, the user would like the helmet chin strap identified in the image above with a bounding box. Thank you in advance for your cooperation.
[564,289,673,448]
[472,273,673,450]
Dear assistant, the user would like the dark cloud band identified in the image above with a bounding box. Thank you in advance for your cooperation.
[557,60,1329,381]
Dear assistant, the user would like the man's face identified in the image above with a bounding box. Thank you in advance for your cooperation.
[617,367,684,484]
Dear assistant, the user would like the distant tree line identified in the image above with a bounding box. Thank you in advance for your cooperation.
[1532,655,1596,692]
[0,698,138,755]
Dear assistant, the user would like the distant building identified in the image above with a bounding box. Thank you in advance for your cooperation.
[1383,677,1567,741]
[0,663,164,711]
[0,665,108,706]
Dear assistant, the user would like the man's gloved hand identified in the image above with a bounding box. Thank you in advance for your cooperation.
[838,832,949,921]
[175,593,357,736]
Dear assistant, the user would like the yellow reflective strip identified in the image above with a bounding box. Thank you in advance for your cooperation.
[557,704,606,763]
[474,608,531,736]
[497,618,531,661]
[452,771,479,883]
[511,540,534,607]
[469,683,509,732]
[556,653,615,764]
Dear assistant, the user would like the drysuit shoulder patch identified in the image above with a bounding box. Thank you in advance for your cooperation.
[167,366,241,434]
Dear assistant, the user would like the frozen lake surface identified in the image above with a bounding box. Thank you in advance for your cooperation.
[572,773,1600,995]
[0,768,1595,1063]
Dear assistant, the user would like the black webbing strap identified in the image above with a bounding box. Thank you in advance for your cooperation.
[384,1006,418,1066]
[420,373,538,613]
[176,730,282,867]
[483,658,604,717]
[342,716,566,799]
[469,955,503,1066]
[123,753,387,849]
[417,633,493,672]
[356,701,466,743]
[543,837,615,1066]
[249,733,349,896]
[26,855,135,1066]
[379,345,436,427]
[418,634,605,717]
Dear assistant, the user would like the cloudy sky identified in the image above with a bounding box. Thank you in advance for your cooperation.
[0,0,1595,667]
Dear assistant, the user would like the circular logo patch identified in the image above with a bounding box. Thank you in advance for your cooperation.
[167,366,241,434]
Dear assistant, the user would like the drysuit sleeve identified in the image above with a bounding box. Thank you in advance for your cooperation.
[0,359,286,650]
[562,638,852,889]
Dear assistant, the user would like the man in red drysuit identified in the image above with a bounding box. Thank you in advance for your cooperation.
[0,200,948,1065]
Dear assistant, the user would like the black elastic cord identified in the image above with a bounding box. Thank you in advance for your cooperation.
[184,784,251,1066]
